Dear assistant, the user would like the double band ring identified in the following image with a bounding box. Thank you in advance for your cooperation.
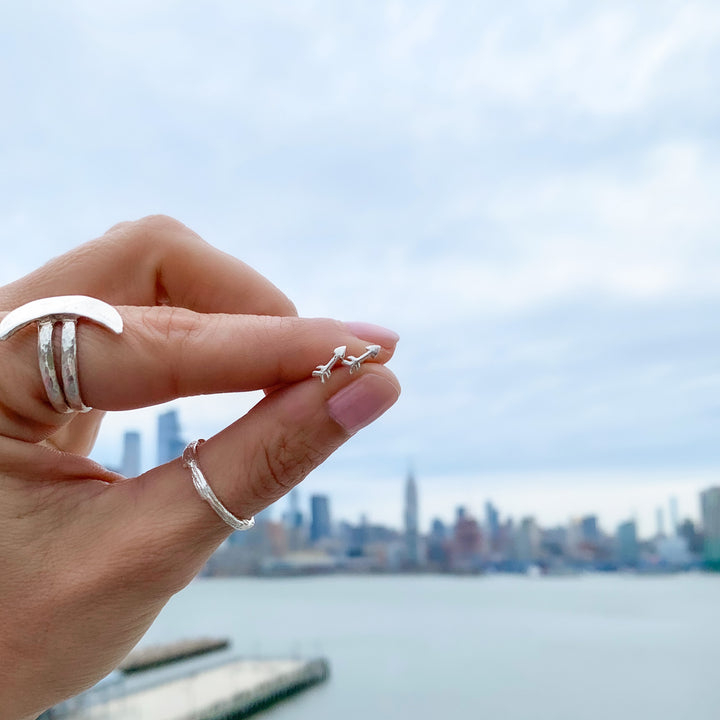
[0,296,123,414]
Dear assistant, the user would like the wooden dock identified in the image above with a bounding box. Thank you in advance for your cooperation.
[47,656,329,720]
[119,637,230,673]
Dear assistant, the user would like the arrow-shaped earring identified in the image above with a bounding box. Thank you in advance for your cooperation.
[312,345,347,383]
[342,344,381,374]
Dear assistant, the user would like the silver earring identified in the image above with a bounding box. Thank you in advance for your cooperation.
[312,345,347,383]
[342,344,381,374]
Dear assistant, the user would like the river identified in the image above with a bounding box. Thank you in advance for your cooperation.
[140,574,720,720]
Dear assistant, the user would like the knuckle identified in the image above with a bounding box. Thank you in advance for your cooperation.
[103,219,132,236]
[117,216,205,258]
[257,314,296,339]
[133,214,189,236]
[138,305,202,344]
[135,306,209,397]
[252,433,322,505]
[101,215,190,246]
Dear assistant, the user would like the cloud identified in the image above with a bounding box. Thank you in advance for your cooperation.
[449,3,720,116]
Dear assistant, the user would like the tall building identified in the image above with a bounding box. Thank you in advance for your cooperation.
[452,509,482,570]
[669,496,680,536]
[426,518,449,569]
[515,517,541,565]
[121,430,141,477]
[310,494,331,543]
[284,489,305,551]
[157,410,185,465]
[404,469,420,567]
[616,520,639,567]
[700,486,720,569]
[655,507,665,538]
[677,519,703,555]
[284,489,304,528]
[485,501,500,550]
[580,515,599,542]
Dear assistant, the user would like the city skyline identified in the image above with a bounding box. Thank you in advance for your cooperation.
[111,412,714,543]
[207,469,716,576]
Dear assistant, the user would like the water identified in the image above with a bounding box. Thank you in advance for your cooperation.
[141,574,720,720]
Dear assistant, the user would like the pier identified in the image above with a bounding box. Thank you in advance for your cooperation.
[46,655,329,719]
[119,637,230,673]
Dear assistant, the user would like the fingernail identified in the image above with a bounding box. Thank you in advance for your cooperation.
[328,374,400,434]
[344,321,399,348]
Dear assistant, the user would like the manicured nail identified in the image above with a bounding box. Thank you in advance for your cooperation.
[344,321,399,348]
[328,374,400,434]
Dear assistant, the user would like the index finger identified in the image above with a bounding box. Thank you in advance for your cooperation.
[0,307,399,438]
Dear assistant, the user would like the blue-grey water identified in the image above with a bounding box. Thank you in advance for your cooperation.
[140,575,720,719]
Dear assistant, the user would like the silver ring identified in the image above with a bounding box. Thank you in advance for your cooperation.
[0,295,124,414]
[38,319,70,413]
[61,320,91,412]
[182,440,255,532]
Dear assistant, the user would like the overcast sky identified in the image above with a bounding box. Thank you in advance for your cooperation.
[2,1,720,535]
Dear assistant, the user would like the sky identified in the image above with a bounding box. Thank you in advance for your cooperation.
[1,1,720,536]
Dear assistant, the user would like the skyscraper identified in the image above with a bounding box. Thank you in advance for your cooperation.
[285,489,303,529]
[669,496,679,536]
[580,515,599,542]
[452,509,482,570]
[515,517,540,565]
[404,469,420,567]
[120,430,141,477]
[427,518,449,569]
[157,409,186,465]
[655,507,665,538]
[700,486,720,570]
[616,520,639,567]
[284,489,305,551]
[310,494,331,543]
[485,501,499,550]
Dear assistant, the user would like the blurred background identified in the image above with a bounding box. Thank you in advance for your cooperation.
[3,2,720,718]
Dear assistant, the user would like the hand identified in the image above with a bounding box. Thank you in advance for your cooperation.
[0,216,400,719]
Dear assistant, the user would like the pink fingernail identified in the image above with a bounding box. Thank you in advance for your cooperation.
[344,321,399,348]
[328,374,400,434]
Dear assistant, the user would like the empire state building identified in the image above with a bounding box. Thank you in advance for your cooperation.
[404,470,421,567]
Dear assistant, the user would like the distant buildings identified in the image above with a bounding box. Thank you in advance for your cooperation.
[616,520,639,567]
[426,519,449,569]
[121,430,141,477]
[284,490,305,551]
[157,410,186,464]
[580,515,599,543]
[669,496,680,536]
[112,412,720,576]
[310,495,331,544]
[700,487,720,570]
[677,519,703,555]
[485,501,500,554]
[515,517,541,565]
[656,535,691,568]
[655,507,665,538]
[451,507,482,571]
[404,470,420,567]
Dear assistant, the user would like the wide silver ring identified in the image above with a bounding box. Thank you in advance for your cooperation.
[182,440,255,532]
[0,295,123,414]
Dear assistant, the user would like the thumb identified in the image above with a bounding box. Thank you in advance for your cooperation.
[110,365,400,585]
